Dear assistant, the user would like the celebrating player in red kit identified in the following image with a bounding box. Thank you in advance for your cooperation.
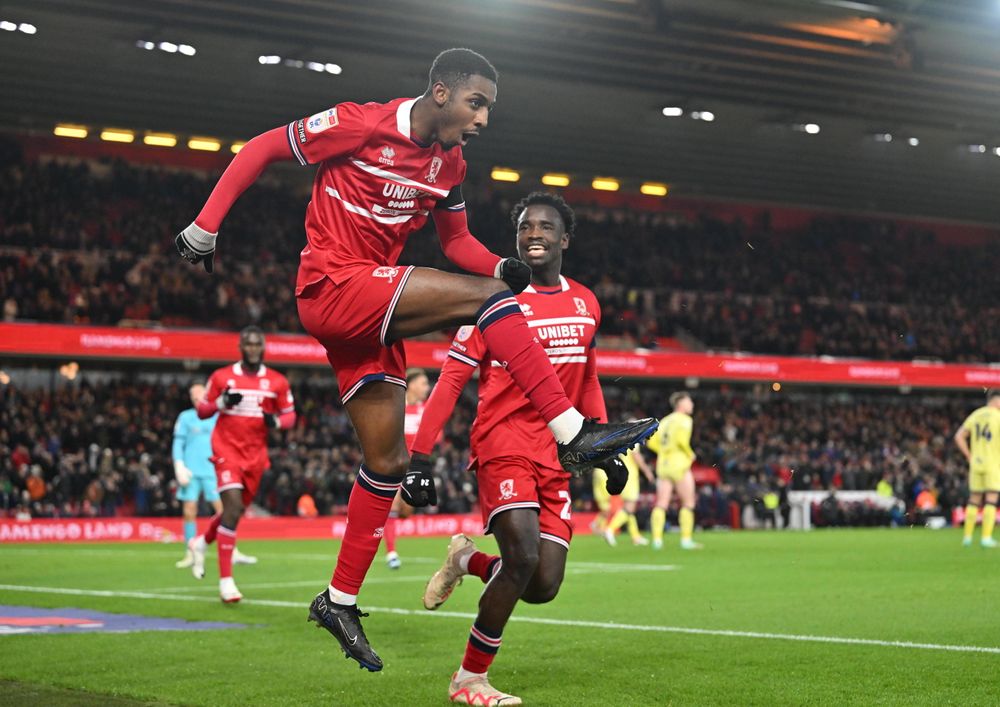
[413,192,629,704]
[188,326,296,602]
[175,48,656,671]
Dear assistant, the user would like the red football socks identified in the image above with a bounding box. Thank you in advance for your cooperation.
[217,525,236,579]
[330,466,402,596]
[475,291,573,424]
[467,551,502,584]
[204,514,222,544]
[462,621,502,674]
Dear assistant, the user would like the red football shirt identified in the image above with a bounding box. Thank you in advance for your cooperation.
[204,362,294,470]
[446,276,603,469]
[404,400,426,452]
[287,98,468,293]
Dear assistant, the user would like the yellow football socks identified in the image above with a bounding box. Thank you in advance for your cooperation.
[626,514,642,542]
[651,507,666,543]
[983,504,997,541]
[607,510,629,533]
[965,504,979,541]
[679,507,694,543]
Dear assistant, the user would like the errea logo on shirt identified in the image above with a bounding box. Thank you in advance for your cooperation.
[379,146,396,165]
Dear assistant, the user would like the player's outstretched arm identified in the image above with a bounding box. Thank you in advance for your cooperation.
[176,126,295,272]
[432,204,530,293]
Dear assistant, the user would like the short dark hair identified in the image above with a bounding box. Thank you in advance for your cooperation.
[241,325,264,341]
[406,368,427,384]
[428,48,498,91]
[509,191,576,236]
[669,391,691,408]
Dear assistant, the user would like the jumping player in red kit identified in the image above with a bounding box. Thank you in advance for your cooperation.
[188,326,296,602]
[174,48,655,671]
[414,193,628,705]
[382,368,433,570]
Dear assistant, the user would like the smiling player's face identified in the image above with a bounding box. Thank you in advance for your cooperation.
[436,74,496,149]
[516,204,568,272]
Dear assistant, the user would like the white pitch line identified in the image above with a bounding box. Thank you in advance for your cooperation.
[1,583,998,655]
[158,577,430,593]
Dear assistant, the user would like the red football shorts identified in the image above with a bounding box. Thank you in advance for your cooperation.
[296,263,415,403]
[212,455,266,507]
[477,455,573,550]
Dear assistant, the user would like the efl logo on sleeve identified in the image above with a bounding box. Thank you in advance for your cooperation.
[306,107,339,134]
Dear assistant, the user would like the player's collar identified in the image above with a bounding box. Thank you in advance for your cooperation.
[233,362,267,377]
[396,98,417,139]
[522,275,569,295]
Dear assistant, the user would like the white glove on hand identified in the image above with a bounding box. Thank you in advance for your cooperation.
[174,460,192,487]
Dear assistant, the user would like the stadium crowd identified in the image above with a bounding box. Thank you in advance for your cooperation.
[2,151,1000,362]
[0,373,974,527]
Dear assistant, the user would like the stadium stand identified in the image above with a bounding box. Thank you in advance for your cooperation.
[3,145,999,362]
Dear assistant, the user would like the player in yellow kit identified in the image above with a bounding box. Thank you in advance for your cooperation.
[647,392,700,550]
[600,445,655,546]
[954,390,1000,548]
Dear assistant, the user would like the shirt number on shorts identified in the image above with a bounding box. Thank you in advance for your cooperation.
[558,490,572,520]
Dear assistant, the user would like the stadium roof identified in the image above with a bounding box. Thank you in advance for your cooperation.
[3,0,1000,223]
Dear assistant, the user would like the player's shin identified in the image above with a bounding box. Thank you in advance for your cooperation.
[459,621,503,677]
[474,291,582,442]
[651,507,666,543]
[183,520,197,545]
[218,525,236,579]
[983,504,997,541]
[680,507,695,542]
[204,514,222,544]
[329,466,401,604]
[964,504,979,540]
[467,552,502,584]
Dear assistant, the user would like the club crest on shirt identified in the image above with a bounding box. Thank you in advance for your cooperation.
[499,479,517,501]
[426,156,443,183]
[574,297,589,316]
[260,379,270,390]
[372,265,401,283]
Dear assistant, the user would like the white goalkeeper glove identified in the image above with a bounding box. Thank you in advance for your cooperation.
[173,460,192,487]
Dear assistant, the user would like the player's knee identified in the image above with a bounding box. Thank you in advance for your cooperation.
[366,450,410,478]
[503,545,540,585]
[523,574,562,604]
[221,503,243,527]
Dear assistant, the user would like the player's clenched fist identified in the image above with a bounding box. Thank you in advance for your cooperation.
[600,456,629,496]
[175,222,217,273]
[495,257,531,294]
[401,455,438,507]
[220,387,243,409]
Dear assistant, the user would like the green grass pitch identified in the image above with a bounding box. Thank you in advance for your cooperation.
[1,529,999,705]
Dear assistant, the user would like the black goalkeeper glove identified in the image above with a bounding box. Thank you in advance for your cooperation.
[496,257,531,294]
[175,223,217,273]
[400,455,437,508]
[601,456,629,496]
[220,388,243,409]
[262,413,280,429]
